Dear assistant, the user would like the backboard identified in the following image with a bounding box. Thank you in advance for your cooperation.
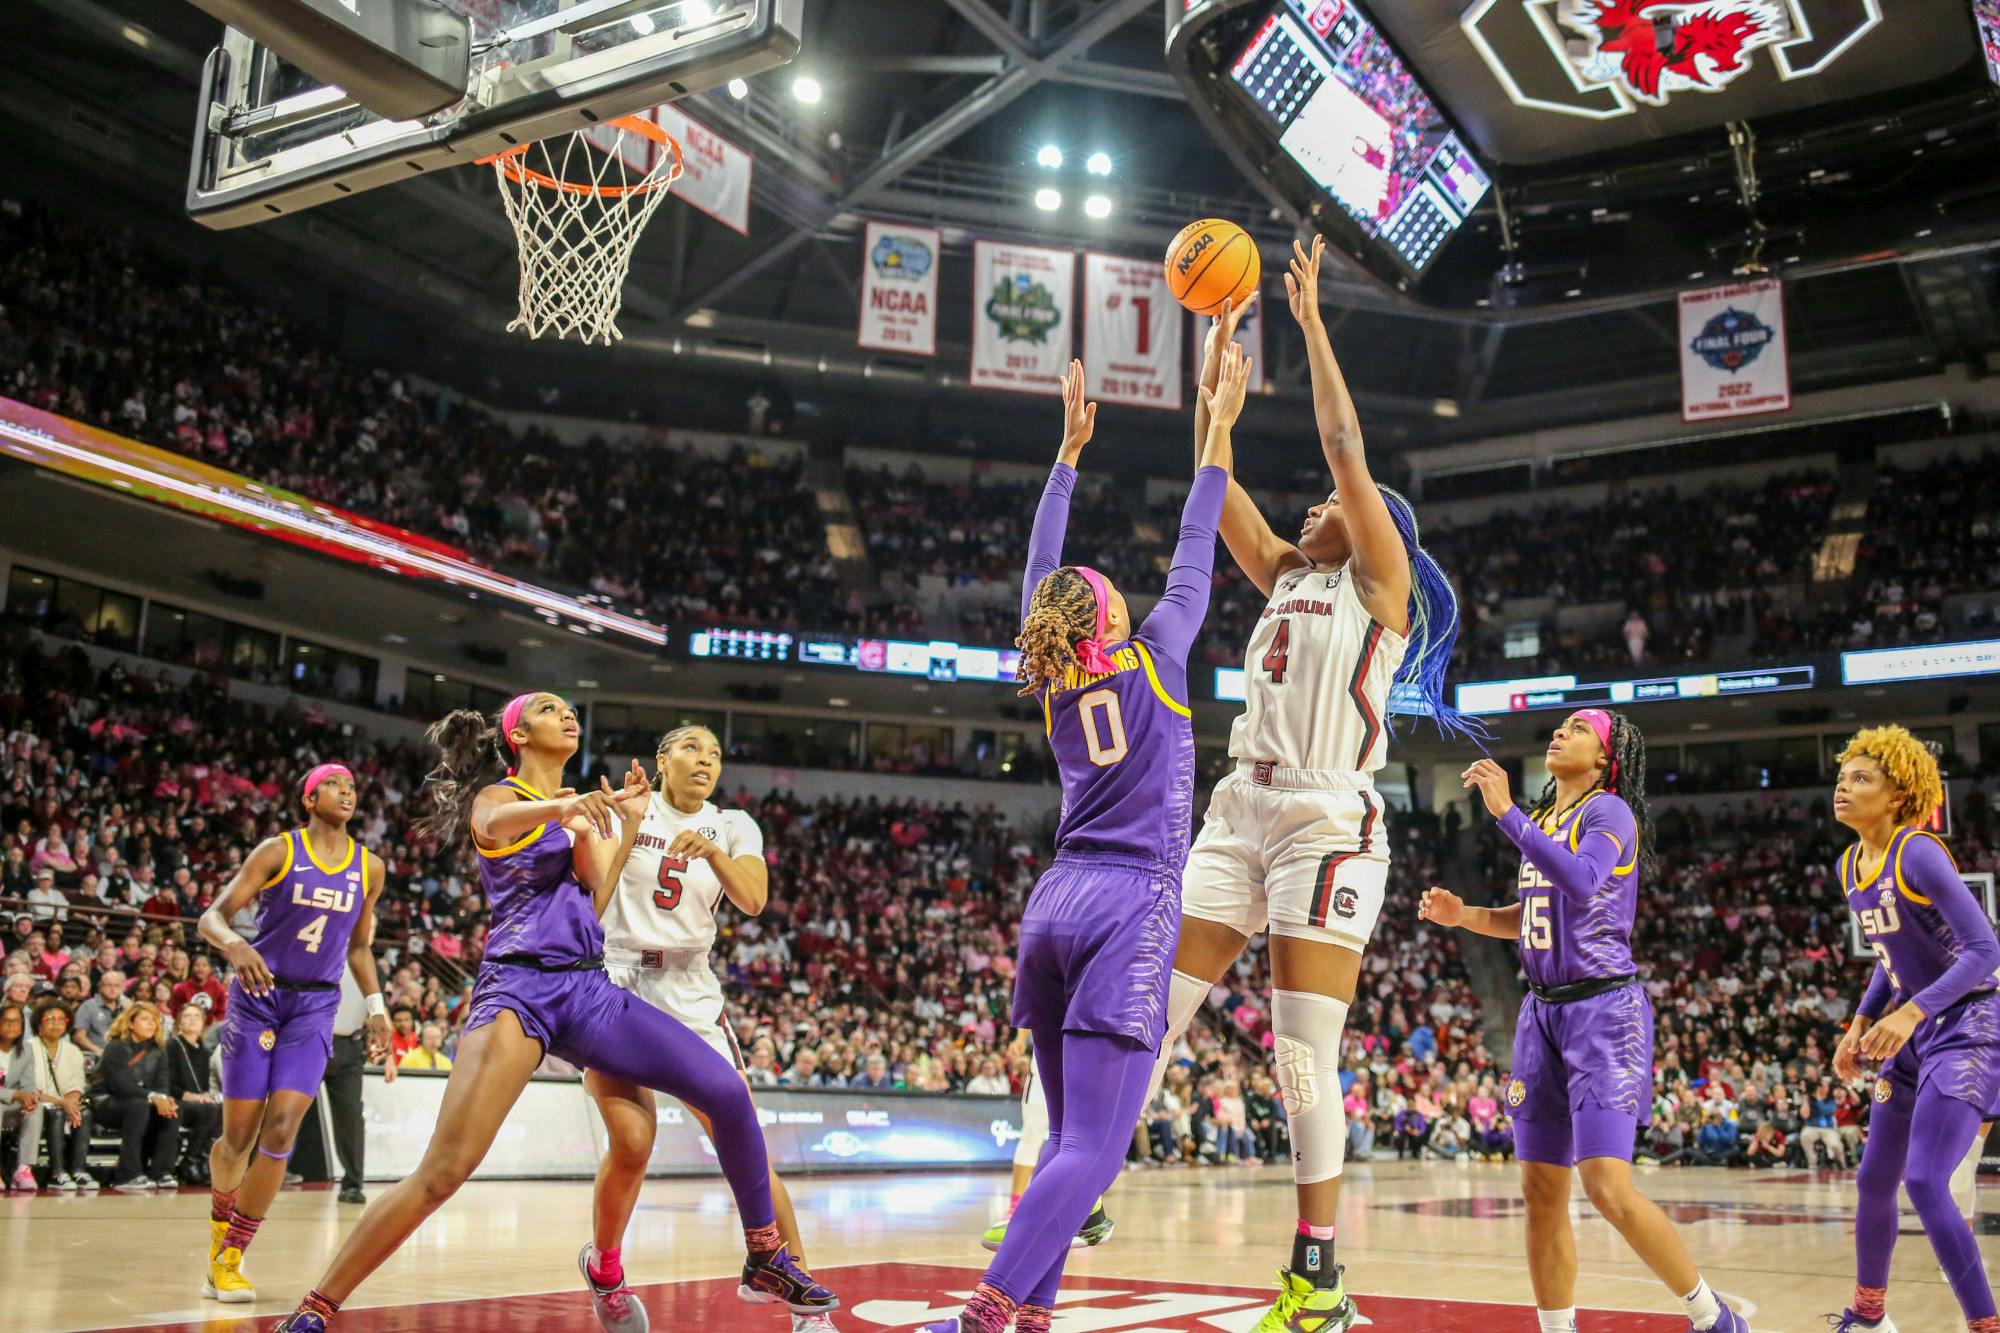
[187,0,799,229]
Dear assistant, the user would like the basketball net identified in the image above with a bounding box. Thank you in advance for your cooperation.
[478,116,684,345]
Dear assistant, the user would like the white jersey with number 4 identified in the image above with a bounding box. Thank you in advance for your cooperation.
[603,794,763,952]
[1228,560,1408,774]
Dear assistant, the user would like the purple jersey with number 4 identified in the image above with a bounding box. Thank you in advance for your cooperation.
[1030,464,1226,866]
[1501,792,1639,989]
[253,828,370,984]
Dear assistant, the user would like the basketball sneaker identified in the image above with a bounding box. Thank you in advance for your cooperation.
[792,1314,841,1332]
[202,1246,255,1303]
[1700,1307,1750,1333]
[273,1313,328,1333]
[980,1198,1114,1252]
[1249,1266,1358,1333]
[739,1244,839,1314]
[10,1166,35,1192]
[578,1242,648,1333]
[1826,1314,1897,1332]
[209,1218,228,1263]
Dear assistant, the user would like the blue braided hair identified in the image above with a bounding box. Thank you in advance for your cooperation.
[1374,485,1487,743]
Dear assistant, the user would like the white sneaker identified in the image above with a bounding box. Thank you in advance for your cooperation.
[793,1315,840,1332]
[74,1175,98,1192]
[112,1175,155,1193]
[50,1172,78,1192]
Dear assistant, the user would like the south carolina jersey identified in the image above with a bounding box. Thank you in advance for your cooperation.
[1507,792,1639,989]
[1228,561,1408,774]
[604,794,764,951]
[253,828,371,985]
[476,776,601,965]
[1847,827,1998,1013]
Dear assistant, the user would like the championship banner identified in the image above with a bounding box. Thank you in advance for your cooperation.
[1082,253,1183,411]
[858,221,940,356]
[970,240,1075,395]
[1189,291,1265,395]
[1678,278,1790,422]
[650,105,753,235]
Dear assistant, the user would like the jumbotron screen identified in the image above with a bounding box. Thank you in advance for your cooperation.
[1229,0,1489,273]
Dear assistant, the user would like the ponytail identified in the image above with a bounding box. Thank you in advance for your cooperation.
[415,709,502,844]
[1377,485,1485,743]
[1015,568,1097,697]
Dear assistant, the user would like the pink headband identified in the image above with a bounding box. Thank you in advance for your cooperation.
[500,693,540,754]
[1571,709,1619,788]
[1071,567,1117,675]
[302,763,352,800]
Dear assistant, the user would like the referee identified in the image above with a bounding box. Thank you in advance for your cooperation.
[329,968,393,1203]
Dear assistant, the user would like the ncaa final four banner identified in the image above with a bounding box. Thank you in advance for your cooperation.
[970,240,1076,395]
[1678,278,1790,422]
[857,221,940,356]
[1083,253,1184,411]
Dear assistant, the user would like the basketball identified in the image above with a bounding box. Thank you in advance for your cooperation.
[1165,218,1260,317]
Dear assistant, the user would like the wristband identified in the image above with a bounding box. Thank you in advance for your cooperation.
[364,992,388,1019]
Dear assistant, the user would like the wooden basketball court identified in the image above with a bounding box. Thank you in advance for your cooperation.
[8,1160,1985,1331]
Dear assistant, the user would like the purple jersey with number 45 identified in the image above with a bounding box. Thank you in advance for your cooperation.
[1501,792,1639,989]
[253,828,370,984]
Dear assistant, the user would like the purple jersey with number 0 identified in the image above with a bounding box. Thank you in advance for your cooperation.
[1027,464,1226,866]
[252,828,370,984]
[1501,792,1639,989]
[477,776,603,964]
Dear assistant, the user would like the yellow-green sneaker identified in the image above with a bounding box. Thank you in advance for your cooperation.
[979,1199,1114,1252]
[1249,1267,1357,1333]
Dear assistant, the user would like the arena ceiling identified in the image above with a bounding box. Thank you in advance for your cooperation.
[7,0,2000,448]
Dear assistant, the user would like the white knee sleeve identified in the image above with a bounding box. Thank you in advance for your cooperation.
[1145,969,1212,1104]
[1273,989,1349,1186]
[1953,1128,1985,1218]
[1015,1067,1051,1168]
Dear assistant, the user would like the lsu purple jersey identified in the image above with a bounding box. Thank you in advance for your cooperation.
[252,828,371,984]
[1040,641,1196,865]
[1505,792,1639,989]
[477,776,603,964]
[1847,827,1998,1016]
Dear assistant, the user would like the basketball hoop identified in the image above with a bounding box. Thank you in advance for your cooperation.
[478,116,684,345]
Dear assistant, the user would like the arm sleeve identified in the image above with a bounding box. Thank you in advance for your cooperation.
[1855,962,1892,1021]
[1136,466,1228,663]
[1497,798,1636,904]
[1906,835,2000,1016]
[1021,463,1077,624]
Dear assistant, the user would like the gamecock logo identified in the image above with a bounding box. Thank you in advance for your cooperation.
[1563,1,1785,105]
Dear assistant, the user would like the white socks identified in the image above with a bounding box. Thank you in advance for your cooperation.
[1537,1309,1576,1332]
[1682,1277,1723,1329]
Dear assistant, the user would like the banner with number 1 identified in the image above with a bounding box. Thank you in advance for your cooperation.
[1082,253,1183,412]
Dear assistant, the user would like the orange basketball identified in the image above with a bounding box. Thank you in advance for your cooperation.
[1165,218,1260,317]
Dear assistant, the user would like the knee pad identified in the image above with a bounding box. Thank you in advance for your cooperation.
[1273,989,1349,1185]
[1146,970,1213,1104]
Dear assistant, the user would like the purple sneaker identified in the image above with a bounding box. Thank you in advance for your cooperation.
[1698,1307,1750,1333]
[272,1314,327,1333]
[739,1244,839,1314]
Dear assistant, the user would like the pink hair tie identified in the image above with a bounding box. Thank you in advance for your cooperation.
[301,763,352,801]
[1571,708,1619,788]
[1071,566,1118,675]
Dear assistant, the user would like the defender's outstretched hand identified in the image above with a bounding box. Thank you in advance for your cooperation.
[1059,359,1097,461]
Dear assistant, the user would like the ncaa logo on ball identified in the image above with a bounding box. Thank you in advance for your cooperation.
[1690,307,1775,372]
[258,1029,277,1051]
[1873,1079,1892,1104]
[1507,1078,1527,1107]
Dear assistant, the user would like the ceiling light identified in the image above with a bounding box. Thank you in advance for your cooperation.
[629,11,655,34]
[1086,152,1112,176]
[683,0,713,19]
[793,76,822,104]
[727,77,749,100]
[1036,144,1063,169]
[1034,188,1062,212]
[1083,194,1112,219]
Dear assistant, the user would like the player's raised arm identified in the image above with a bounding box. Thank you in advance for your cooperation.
[571,764,651,915]
[1465,759,1634,904]
[1021,360,1093,623]
[1286,236,1409,623]
[199,833,294,997]
[1138,343,1242,663]
[1194,297,1307,599]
